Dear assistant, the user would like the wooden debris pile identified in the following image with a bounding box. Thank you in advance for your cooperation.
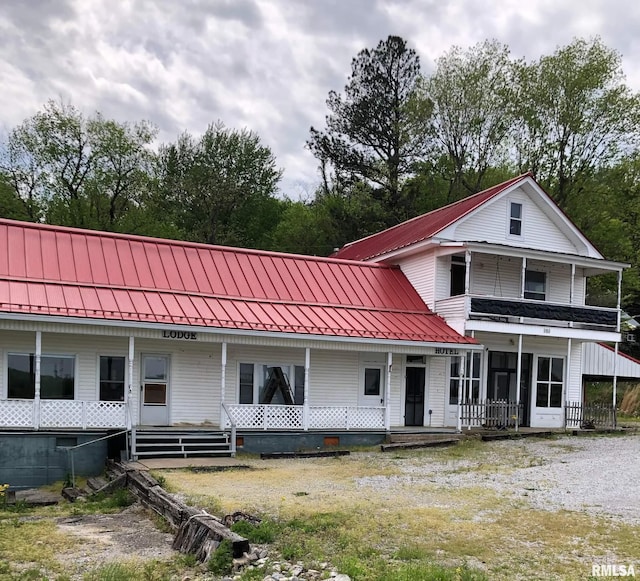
[92,460,251,561]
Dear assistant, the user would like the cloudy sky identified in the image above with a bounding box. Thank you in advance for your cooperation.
[1,0,639,198]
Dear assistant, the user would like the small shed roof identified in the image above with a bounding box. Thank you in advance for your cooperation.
[582,342,640,381]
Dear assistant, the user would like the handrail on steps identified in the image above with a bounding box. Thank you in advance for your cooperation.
[63,429,131,489]
[220,402,237,457]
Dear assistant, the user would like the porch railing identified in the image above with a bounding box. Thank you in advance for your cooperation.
[460,399,523,429]
[223,404,386,431]
[0,399,129,430]
[565,401,616,429]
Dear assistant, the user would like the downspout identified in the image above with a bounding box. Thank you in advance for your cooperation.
[515,334,523,432]
[34,331,42,430]
[304,347,310,431]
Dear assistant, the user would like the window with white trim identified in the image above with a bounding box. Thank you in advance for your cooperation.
[509,202,523,236]
[238,363,305,405]
[99,356,126,401]
[364,367,381,396]
[535,356,563,408]
[449,353,481,405]
[8,353,75,399]
[524,270,546,301]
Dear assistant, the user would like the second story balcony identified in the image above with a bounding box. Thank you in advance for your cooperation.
[430,246,624,338]
[435,293,618,333]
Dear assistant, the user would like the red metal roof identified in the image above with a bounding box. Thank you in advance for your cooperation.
[333,173,532,261]
[0,219,475,345]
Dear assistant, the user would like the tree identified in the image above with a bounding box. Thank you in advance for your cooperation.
[514,37,640,209]
[0,173,31,220]
[0,100,157,229]
[417,40,519,200]
[155,122,282,246]
[308,35,429,224]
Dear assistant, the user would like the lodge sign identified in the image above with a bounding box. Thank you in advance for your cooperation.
[162,330,197,340]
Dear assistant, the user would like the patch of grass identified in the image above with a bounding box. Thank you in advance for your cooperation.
[393,544,431,561]
[0,519,74,574]
[231,518,280,543]
[83,562,138,581]
[71,489,134,515]
[208,539,233,575]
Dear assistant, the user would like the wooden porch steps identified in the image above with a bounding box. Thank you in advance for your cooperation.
[131,429,232,459]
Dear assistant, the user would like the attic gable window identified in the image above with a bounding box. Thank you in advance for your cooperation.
[509,202,523,236]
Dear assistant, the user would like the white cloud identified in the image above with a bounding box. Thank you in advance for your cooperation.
[1,0,639,197]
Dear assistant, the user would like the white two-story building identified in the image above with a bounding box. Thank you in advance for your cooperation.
[334,173,626,429]
[0,173,627,486]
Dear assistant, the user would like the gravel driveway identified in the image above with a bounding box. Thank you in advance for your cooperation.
[360,434,640,524]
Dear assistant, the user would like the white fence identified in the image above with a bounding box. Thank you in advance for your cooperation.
[224,404,386,430]
[0,399,129,429]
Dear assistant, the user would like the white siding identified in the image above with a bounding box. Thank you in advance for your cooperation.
[582,342,640,379]
[0,330,131,401]
[567,342,583,402]
[138,339,221,426]
[435,256,450,302]
[399,253,436,309]
[468,254,573,303]
[389,353,403,426]
[452,189,580,254]
[427,357,447,427]
[306,349,360,406]
[527,259,571,304]
[470,254,521,298]
[573,267,586,304]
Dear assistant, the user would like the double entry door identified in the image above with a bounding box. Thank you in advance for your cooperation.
[140,355,170,426]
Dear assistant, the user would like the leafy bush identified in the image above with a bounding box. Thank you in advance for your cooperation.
[208,539,233,575]
[231,518,279,543]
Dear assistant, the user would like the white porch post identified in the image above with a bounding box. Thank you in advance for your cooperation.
[520,257,527,298]
[456,355,464,433]
[385,352,392,431]
[464,250,471,295]
[127,336,135,429]
[564,338,572,429]
[613,342,619,427]
[570,264,576,304]
[515,334,523,432]
[220,342,227,422]
[34,331,42,430]
[304,347,310,431]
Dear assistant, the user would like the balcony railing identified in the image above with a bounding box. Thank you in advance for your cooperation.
[223,404,386,431]
[0,399,129,430]
[435,294,618,330]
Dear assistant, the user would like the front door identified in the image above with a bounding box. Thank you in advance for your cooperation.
[405,367,426,426]
[140,355,170,426]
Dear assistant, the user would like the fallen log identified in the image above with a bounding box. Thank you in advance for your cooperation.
[173,512,250,559]
[110,462,250,562]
